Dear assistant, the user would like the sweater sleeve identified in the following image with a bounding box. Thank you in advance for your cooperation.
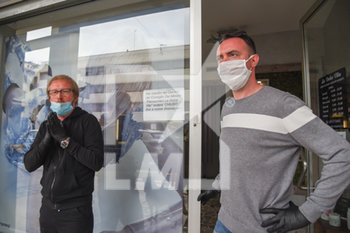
[23,122,49,172]
[65,114,104,171]
[283,95,350,223]
[212,173,221,190]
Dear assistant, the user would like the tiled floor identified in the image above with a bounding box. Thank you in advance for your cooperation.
[182,191,220,233]
[200,194,220,233]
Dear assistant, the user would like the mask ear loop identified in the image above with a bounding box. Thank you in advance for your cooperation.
[245,55,255,71]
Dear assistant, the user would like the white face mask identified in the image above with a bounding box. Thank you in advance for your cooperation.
[217,55,253,91]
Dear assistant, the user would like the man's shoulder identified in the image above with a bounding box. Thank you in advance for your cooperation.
[262,86,292,98]
[240,86,306,116]
[72,107,99,122]
[73,106,91,116]
[221,86,307,118]
[263,86,307,116]
[263,86,304,104]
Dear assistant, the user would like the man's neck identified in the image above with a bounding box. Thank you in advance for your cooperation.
[232,76,263,100]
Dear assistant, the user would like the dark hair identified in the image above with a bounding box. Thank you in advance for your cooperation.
[209,29,256,54]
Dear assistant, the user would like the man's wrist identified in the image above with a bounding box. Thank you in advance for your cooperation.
[60,137,70,149]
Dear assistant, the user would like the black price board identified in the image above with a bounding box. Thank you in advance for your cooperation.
[318,68,347,129]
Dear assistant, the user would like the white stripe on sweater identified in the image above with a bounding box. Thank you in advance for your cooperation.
[221,106,316,134]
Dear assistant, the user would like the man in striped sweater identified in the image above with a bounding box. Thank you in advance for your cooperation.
[198,30,350,233]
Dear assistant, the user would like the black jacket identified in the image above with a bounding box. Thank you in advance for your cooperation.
[24,107,104,209]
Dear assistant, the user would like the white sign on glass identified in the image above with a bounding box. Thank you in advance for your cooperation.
[143,88,184,121]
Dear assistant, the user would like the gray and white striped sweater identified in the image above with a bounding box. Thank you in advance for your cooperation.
[213,86,350,232]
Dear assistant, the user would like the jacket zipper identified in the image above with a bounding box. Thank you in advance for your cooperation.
[50,148,62,209]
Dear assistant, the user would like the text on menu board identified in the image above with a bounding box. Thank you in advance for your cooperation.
[318,68,347,129]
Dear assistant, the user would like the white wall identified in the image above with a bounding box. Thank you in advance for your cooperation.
[253,30,303,66]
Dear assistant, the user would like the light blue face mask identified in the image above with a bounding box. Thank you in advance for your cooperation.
[50,101,73,117]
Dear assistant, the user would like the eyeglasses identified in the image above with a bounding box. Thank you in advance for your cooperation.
[48,88,73,97]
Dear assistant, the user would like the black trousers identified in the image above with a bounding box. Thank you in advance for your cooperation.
[39,204,93,233]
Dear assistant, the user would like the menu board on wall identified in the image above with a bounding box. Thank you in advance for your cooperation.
[318,68,347,129]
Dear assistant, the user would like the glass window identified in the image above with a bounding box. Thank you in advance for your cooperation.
[0,1,189,232]
[302,0,350,222]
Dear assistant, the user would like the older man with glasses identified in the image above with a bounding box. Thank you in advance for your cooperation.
[24,74,104,233]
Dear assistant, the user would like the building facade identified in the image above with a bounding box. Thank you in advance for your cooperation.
[0,0,349,232]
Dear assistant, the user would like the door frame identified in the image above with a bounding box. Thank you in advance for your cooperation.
[188,0,202,232]
[300,1,329,232]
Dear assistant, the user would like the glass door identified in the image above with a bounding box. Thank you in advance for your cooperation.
[0,1,192,232]
[301,0,350,232]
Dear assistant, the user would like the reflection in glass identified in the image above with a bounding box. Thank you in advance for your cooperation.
[0,6,189,233]
[26,26,52,42]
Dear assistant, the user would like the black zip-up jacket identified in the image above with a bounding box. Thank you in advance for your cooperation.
[24,107,104,210]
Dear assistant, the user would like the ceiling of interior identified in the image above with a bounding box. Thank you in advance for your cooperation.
[201,0,319,61]
[202,0,317,39]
